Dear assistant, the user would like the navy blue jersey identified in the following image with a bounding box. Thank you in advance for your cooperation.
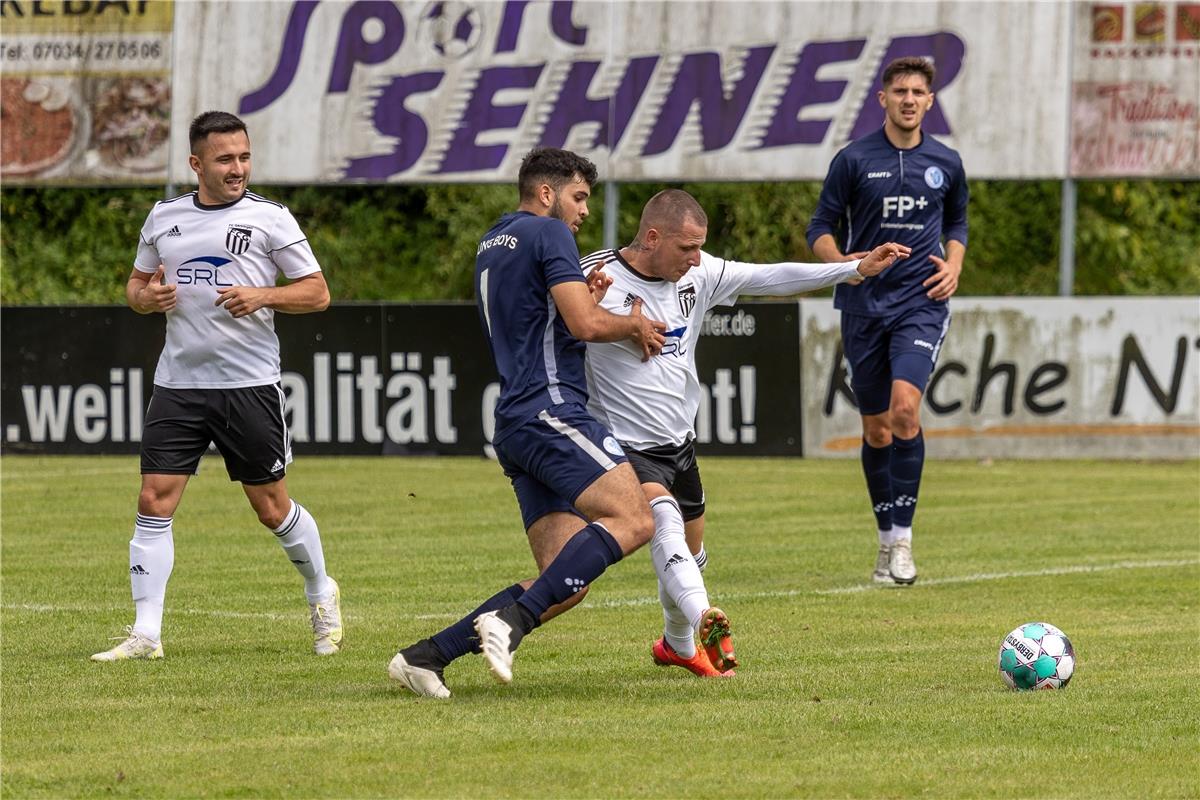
[475,211,588,444]
[806,127,968,317]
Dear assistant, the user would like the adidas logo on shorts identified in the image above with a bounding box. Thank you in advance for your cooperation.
[271,459,284,472]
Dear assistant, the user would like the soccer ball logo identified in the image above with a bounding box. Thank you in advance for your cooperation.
[998,622,1076,690]
[420,1,482,58]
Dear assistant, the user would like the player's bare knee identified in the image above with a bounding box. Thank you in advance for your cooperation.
[137,484,179,517]
[891,405,921,438]
[250,496,291,529]
[862,417,892,448]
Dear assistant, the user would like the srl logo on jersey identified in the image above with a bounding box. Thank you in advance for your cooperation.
[677,284,697,316]
[226,225,253,255]
[924,166,945,189]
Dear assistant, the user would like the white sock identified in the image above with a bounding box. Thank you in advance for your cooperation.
[130,514,173,641]
[892,525,912,543]
[879,527,895,546]
[658,579,696,657]
[693,544,708,573]
[272,501,332,602]
[649,497,710,634]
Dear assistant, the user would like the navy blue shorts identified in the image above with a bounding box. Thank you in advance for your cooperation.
[494,403,628,530]
[841,305,951,416]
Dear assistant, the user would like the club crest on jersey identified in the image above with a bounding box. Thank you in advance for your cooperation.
[226,225,252,255]
[677,284,697,316]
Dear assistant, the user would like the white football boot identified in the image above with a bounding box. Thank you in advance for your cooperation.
[91,626,163,662]
[872,544,893,583]
[888,539,918,585]
[474,610,517,684]
[309,578,343,655]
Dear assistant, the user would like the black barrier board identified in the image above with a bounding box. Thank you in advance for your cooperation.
[2,303,801,456]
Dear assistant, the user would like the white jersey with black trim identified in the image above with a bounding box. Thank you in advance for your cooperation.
[582,247,861,449]
[133,191,321,389]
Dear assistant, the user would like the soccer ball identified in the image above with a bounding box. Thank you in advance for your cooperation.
[998,622,1076,690]
[420,1,482,58]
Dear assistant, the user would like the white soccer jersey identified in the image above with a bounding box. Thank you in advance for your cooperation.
[133,191,321,389]
[583,248,861,449]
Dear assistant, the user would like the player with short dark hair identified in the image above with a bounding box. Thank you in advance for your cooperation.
[806,56,970,585]
[91,111,342,662]
[583,189,909,676]
[388,147,667,698]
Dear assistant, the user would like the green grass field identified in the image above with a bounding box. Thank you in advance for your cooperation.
[2,455,1197,798]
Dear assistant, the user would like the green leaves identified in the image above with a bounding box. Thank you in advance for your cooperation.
[3,180,1196,304]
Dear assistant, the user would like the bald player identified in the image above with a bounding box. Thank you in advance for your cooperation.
[581,189,909,676]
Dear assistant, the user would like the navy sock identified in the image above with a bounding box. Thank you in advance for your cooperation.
[517,523,623,623]
[430,582,526,663]
[861,438,894,530]
[891,429,925,528]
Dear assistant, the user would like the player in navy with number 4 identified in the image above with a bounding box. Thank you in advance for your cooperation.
[806,57,969,586]
[389,148,667,698]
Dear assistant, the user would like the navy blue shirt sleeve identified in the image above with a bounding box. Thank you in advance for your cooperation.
[806,149,853,249]
[943,155,969,247]
[538,221,586,288]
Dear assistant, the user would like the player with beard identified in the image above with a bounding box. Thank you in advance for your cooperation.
[807,57,969,586]
[91,111,342,662]
[388,147,667,698]
[582,189,908,676]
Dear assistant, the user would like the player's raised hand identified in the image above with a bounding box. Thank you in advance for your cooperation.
[855,243,911,279]
[924,254,962,301]
[139,265,177,312]
[215,285,270,318]
[628,297,667,361]
[585,261,613,303]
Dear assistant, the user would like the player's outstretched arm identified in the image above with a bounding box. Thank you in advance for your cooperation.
[215,272,331,319]
[551,280,666,360]
[854,242,912,278]
[127,265,176,314]
[725,242,908,298]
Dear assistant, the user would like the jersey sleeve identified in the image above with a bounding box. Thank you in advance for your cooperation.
[133,205,160,273]
[708,256,861,307]
[805,148,854,249]
[268,207,322,279]
[943,156,969,247]
[539,221,586,288]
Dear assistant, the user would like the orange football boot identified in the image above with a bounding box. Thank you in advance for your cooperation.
[698,607,738,672]
[652,637,733,678]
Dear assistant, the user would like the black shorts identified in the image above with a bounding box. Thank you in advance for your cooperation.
[140,385,292,485]
[624,440,705,522]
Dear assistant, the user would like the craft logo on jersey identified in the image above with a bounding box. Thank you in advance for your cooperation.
[677,284,697,316]
[226,225,253,256]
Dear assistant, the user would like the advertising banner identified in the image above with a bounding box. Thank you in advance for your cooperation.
[0,0,173,183]
[167,0,1072,183]
[0,302,800,456]
[1071,1,1200,177]
[800,297,1200,459]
